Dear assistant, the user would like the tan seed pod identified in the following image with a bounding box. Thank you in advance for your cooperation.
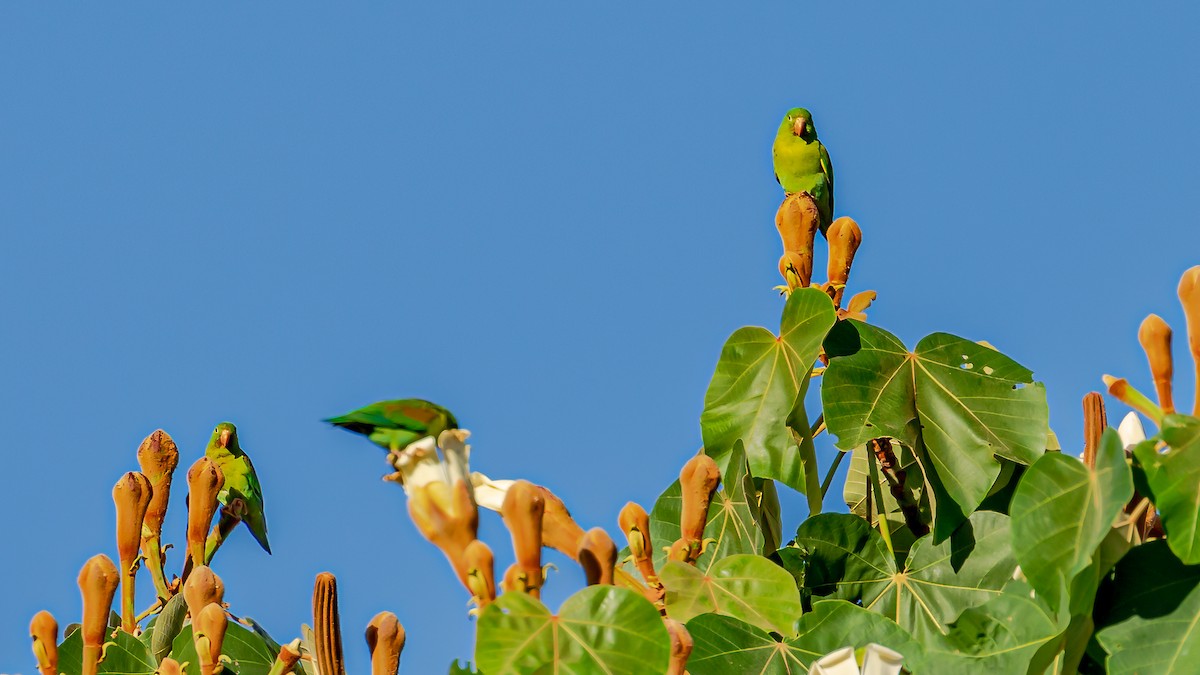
[194,602,228,675]
[536,485,586,559]
[1082,392,1107,468]
[78,554,120,675]
[463,539,496,607]
[365,611,407,675]
[186,457,225,575]
[501,480,546,597]
[619,502,660,587]
[407,478,478,587]
[1139,314,1176,415]
[675,454,720,564]
[29,610,58,675]
[113,471,153,633]
[776,193,821,289]
[577,527,618,586]
[137,429,179,538]
[1178,266,1200,415]
[664,618,694,675]
[825,217,863,307]
[183,565,225,620]
[313,572,346,675]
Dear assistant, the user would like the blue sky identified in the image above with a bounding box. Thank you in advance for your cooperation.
[2,4,1198,673]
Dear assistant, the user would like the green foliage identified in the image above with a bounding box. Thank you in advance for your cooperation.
[823,321,1049,537]
[700,287,835,492]
[57,630,156,675]
[475,586,669,674]
[1133,414,1200,563]
[660,554,801,634]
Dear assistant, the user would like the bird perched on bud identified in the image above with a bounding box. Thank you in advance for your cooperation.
[325,399,458,453]
[205,422,271,554]
[773,107,834,235]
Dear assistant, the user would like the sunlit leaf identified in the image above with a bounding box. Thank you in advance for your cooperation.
[660,554,801,635]
[923,591,1061,672]
[57,629,157,675]
[1133,414,1200,563]
[475,585,669,674]
[823,322,1048,520]
[1097,573,1200,674]
[171,621,278,675]
[701,287,836,491]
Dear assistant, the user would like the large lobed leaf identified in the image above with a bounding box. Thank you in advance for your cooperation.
[823,322,1048,525]
[1010,428,1133,611]
[475,585,669,674]
[700,288,836,492]
[1133,414,1200,564]
[57,629,156,675]
[660,554,802,635]
[1097,573,1200,674]
[789,510,1018,641]
[685,601,923,674]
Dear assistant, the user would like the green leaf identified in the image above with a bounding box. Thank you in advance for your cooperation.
[1094,539,1200,630]
[1010,429,1133,610]
[449,660,484,674]
[56,629,157,675]
[685,601,923,674]
[1097,573,1200,673]
[144,593,187,664]
[475,585,669,675]
[643,442,762,574]
[1134,414,1200,563]
[793,510,1017,641]
[923,591,1061,672]
[756,478,783,554]
[660,554,802,635]
[823,322,1049,518]
[171,621,279,675]
[701,287,836,491]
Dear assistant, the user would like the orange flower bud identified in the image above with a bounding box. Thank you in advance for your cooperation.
[157,658,185,675]
[776,193,821,289]
[464,539,496,607]
[183,565,225,620]
[536,485,586,559]
[29,610,58,675]
[271,640,303,675]
[186,458,225,575]
[78,554,120,675]
[664,619,693,675]
[113,471,152,633]
[577,527,617,586]
[501,480,546,597]
[1139,314,1176,415]
[1104,375,1164,426]
[137,429,179,538]
[365,611,406,675]
[825,217,862,307]
[407,477,478,587]
[194,602,228,675]
[618,502,659,587]
[1082,392,1107,469]
[1178,266,1200,415]
[675,454,720,564]
[313,572,346,675]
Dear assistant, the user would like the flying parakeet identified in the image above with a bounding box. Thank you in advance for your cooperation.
[773,107,834,234]
[325,398,458,452]
[205,422,271,554]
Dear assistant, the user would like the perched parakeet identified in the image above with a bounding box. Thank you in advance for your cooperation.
[205,422,271,554]
[772,107,835,234]
[325,399,458,452]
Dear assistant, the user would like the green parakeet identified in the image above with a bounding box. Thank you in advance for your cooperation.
[205,422,271,554]
[325,399,458,452]
[773,107,835,234]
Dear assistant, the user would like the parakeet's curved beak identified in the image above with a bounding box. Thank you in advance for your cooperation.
[792,117,807,136]
[219,428,232,447]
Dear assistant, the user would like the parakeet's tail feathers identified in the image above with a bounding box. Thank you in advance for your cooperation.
[243,510,271,555]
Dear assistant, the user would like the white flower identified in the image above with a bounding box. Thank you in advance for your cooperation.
[470,472,515,512]
[812,644,903,675]
[389,429,473,501]
[1117,412,1146,450]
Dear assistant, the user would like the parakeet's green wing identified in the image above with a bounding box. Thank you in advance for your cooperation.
[819,142,834,218]
[325,399,458,434]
